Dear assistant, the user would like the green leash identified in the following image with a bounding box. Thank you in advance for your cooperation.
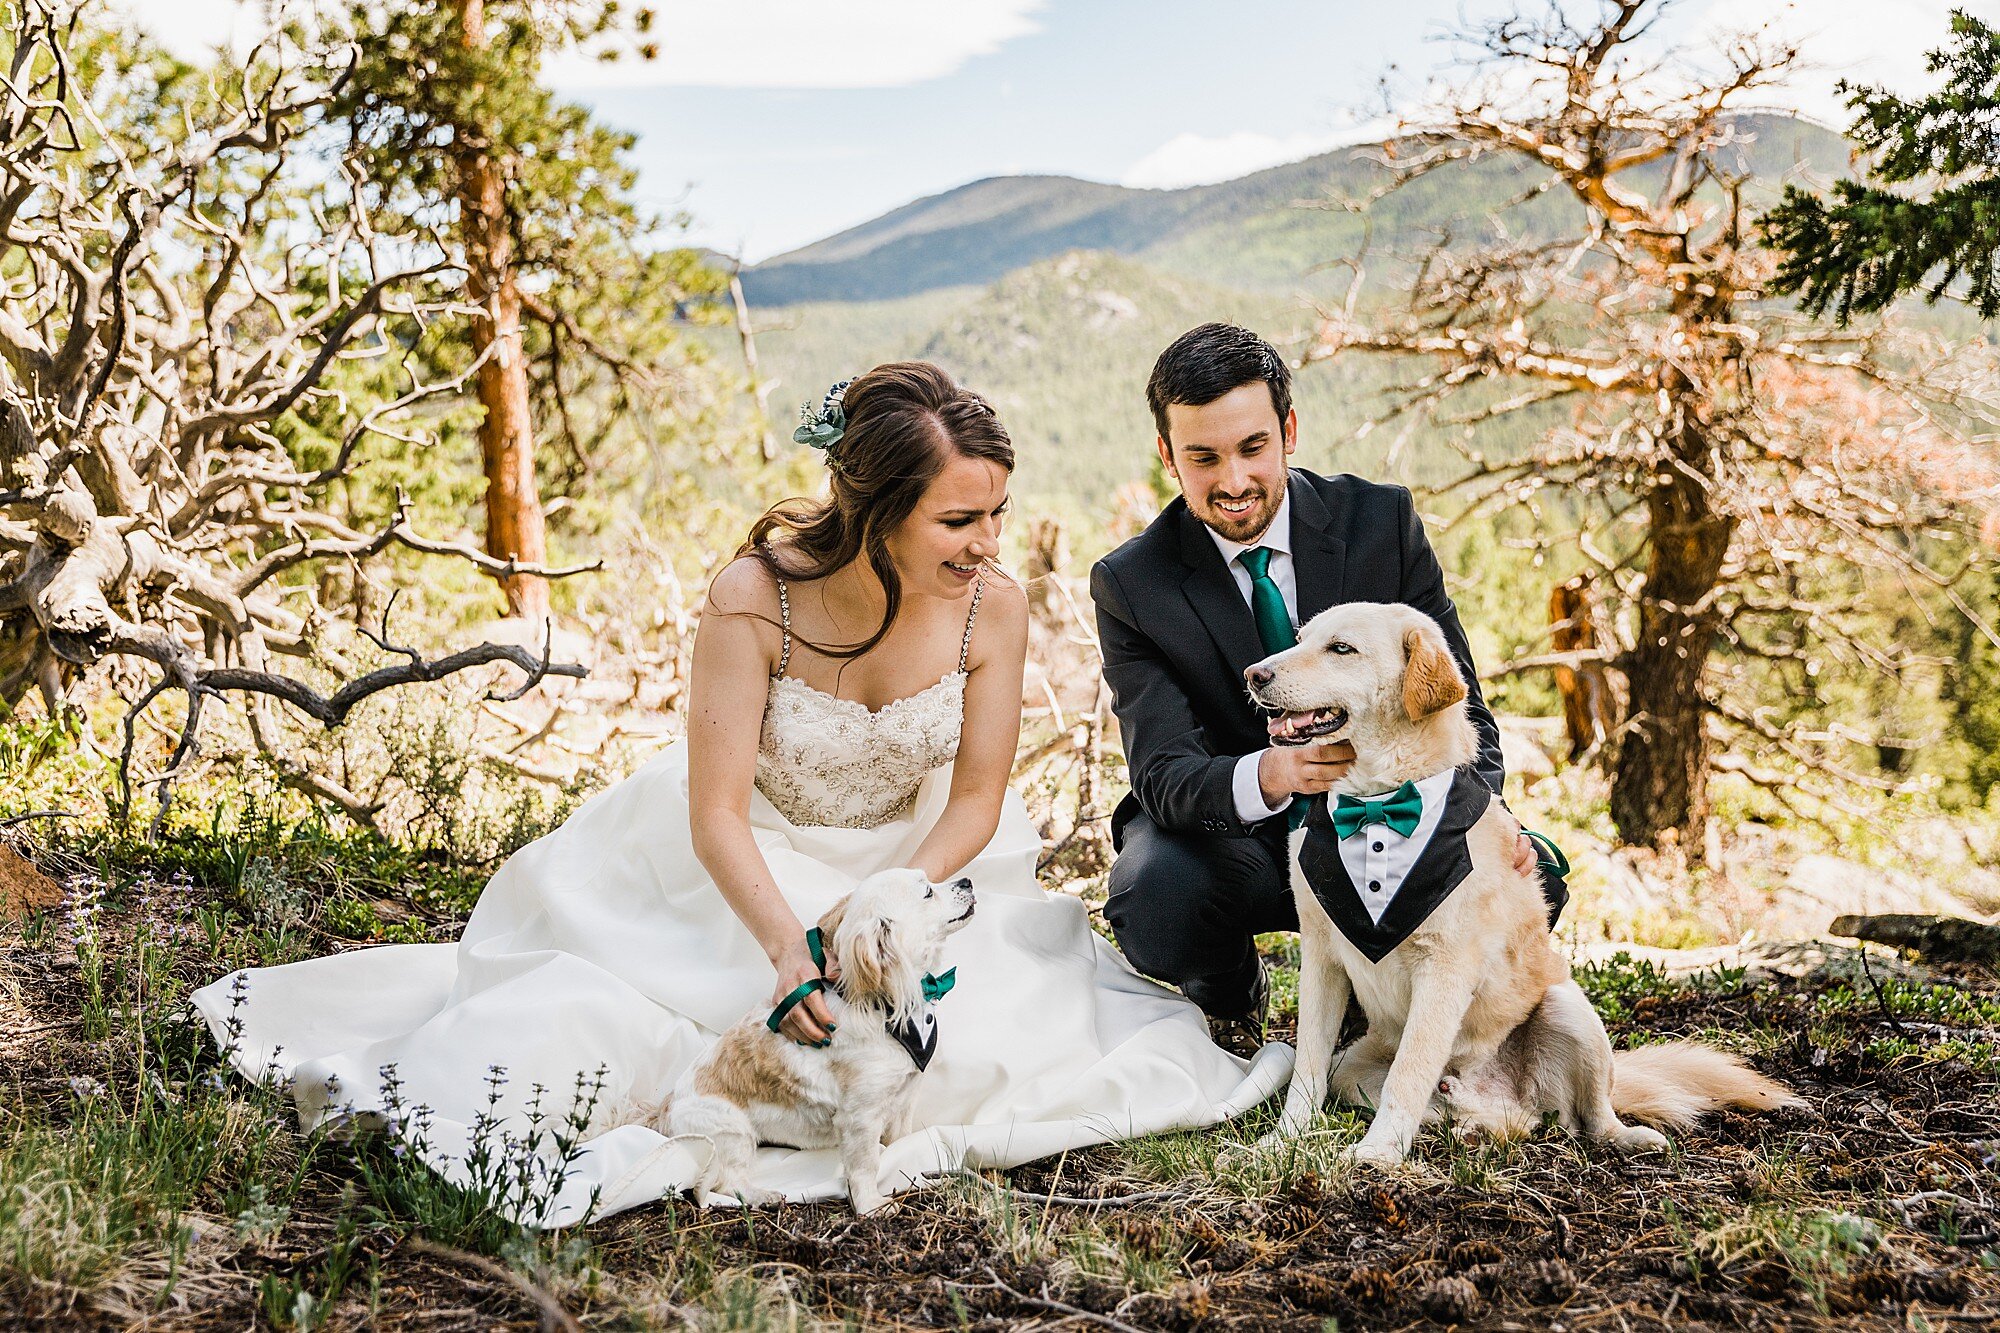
[764,925,959,1034]
[1522,829,1570,877]
[765,927,830,1035]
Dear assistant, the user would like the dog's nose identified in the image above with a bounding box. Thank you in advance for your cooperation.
[1245,665,1274,690]
[952,877,972,893]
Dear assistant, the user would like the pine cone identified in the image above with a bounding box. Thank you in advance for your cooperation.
[1530,1257,1578,1302]
[1123,1282,1211,1332]
[1417,1275,1482,1324]
[1343,1265,1400,1305]
[1183,1212,1229,1258]
[1358,1183,1408,1231]
[1287,1169,1328,1206]
[1449,1239,1506,1269]
[1109,1214,1165,1252]
[1263,1202,1320,1240]
[1276,1271,1342,1313]
[1461,1262,1508,1293]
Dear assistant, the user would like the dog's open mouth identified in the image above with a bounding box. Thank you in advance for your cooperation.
[1266,706,1349,746]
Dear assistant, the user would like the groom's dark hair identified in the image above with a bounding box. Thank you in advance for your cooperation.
[1146,323,1293,446]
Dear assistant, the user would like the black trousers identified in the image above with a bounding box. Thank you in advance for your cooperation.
[1104,810,1296,1018]
[1104,807,1572,1019]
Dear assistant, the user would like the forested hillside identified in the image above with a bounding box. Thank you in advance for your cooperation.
[742,113,1852,304]
[737,114,1886,530]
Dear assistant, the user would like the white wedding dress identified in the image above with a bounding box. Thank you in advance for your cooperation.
[192,578,1292,1224]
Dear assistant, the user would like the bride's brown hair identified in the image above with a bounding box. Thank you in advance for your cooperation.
[741,361,1014,661]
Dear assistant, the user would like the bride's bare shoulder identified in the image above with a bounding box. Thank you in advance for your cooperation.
[971,566,1028,651]
[702,553,782,619]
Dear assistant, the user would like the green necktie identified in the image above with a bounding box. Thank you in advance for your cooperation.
[1238,546,1306,827]
[1237,546,1296,653]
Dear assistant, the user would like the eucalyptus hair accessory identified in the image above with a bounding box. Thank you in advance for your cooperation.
[793,378,855,466]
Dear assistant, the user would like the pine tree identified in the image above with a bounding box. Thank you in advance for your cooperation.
[332,1,717,620]
[1761,10,2000,323]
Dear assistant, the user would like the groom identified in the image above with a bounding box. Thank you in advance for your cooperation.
[1091,322,1558,1056]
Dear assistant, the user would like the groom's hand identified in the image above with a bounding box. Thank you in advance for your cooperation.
[1496,808,1539,877]
[1257,739,1356,807]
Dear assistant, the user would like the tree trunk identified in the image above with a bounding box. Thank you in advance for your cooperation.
[454,0,548,623]
[1609,462,1734,848]
[1549,575,1617,760]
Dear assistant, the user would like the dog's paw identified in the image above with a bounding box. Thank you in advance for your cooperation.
[1251,1128,1297,1155]
[691,1184,776,1209]
[849,1189,895,1217]
[1606,1123,1670,1155]
[1339,1140,1409,1170]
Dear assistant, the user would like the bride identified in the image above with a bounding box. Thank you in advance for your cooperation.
[194,362,1291,1223]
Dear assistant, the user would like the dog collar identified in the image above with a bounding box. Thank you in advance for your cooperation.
[804,926,953,1069]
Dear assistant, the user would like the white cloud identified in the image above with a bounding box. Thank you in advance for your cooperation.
[103,0,270,62]
[1119,125,1388,191]
[108,0,1049,90]
[1689,0,1962,128]
[547,0,1049,89]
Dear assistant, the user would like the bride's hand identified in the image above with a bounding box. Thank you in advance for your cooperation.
[770,940,841,1047]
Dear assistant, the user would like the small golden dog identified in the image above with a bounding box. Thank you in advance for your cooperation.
[1248,602,1798,1165]
[651,868,974,1214]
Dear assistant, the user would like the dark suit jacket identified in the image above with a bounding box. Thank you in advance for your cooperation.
[1091,469,1505,840]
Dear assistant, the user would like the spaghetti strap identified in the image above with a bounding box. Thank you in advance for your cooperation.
[958,575,984,674]
[774,575,793,678]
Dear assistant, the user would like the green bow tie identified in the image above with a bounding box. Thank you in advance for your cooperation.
[807,926,955,1003]
[1331,783,1425,839]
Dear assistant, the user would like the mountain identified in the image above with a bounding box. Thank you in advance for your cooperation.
[729,114,1865,543]
[740,114,1853,307]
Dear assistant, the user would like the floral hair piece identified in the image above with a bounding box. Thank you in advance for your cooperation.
[793,378,855,466]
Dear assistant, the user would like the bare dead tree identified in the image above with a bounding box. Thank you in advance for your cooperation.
[1309,0,2000,848]
[0,3,592,828]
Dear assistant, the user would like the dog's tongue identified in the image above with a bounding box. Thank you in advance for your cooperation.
[1268,710,1316,740]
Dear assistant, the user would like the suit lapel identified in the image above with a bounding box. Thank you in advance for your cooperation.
[1287,472,1349,626]
[1176,505,1264,682]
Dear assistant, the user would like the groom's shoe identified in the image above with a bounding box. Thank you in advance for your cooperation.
[1203,957,1269,1060]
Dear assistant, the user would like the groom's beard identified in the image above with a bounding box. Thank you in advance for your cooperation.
[1194,477,1284,545]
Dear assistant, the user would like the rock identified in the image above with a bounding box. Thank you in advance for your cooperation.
[0,845,63,919]
[1498,717,1558,787]
[1830,913,2000,964]
[1770,854,1979,941]
[460,616,595,670]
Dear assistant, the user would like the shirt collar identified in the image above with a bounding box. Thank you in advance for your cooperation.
[1206,483,1294,569]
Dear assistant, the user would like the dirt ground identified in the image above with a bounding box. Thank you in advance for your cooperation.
[1,861,1996,1331]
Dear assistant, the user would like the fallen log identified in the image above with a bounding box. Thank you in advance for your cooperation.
[1829,913,2000,965]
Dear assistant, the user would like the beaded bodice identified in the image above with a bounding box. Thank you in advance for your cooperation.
[755,575,982,829]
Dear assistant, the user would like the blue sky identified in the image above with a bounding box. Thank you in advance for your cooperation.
[581,0,1431,260]
[123,0,1966,262]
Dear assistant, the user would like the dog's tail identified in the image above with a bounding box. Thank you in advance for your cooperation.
[1610,1041,1802,1130]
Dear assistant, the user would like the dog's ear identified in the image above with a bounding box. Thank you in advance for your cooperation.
[816,895,849,951]
[835,910,898,1005]
[1402,624,1467,720]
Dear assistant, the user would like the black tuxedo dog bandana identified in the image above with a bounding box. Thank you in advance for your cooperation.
[1297,766,1493,962]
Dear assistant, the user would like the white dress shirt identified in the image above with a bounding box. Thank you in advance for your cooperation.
[1204,489,1301,825]
[1335,767,1457,922]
